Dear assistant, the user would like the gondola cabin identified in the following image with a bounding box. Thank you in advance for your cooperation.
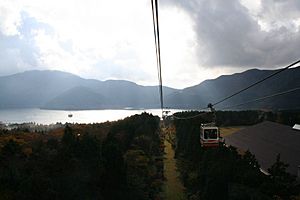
[200,124,220,147]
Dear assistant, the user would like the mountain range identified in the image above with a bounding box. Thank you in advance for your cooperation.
[0,67,299,110]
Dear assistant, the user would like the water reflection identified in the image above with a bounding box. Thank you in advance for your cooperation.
[0,108,185,124]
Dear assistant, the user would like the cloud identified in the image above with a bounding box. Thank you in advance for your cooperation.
[0,0,22,36]
[0,0,299,88]
[163,0,300,68]
[259,0,300,30]
[0,12,49,75]
[0,0,200,88]
[0,0,155,79]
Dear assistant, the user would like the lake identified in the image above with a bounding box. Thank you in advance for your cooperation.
[0,108,185,124]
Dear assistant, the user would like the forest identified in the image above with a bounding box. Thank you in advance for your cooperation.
[0,113,163,200]
[172,110,300,200]
[1,110,300,199]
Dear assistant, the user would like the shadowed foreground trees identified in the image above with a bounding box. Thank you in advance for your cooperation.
[0,113,162,200]
[173,111,300,200]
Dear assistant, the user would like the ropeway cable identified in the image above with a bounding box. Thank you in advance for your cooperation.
[220,87,300,110]
[172,60,300,120]
[151,0,164,116]
[212,60,300,107]
[172,87,300,119]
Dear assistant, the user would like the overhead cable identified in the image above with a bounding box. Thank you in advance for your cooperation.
[172,87,300,119]
[172,60,300,120]
[173,111,209,120]
[221,87,300,110]
[212,59,300,107]
[151,0,164,115]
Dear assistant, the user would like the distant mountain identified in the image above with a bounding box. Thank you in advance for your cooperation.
[0,70,87,109]
[0,70,177,110]
[0,67,299,110]
[165,67,300,110]
[42,86,108,110]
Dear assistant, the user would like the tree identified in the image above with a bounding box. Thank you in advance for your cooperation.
[124,150,152,200]
[1,139,22,156]
[61,125,76,147]
[267,154,299,199]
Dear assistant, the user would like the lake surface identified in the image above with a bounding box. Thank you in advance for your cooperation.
[0,108,185,124]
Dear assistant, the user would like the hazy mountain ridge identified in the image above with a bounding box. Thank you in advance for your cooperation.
[0,70,177,110]
[41,86,109,110]
[166,67,300,109]
[0,67,299,110]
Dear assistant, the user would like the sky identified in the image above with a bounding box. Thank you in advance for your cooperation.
[0,0,299,89]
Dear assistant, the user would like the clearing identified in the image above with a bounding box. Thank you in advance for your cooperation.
[163,126,186,200]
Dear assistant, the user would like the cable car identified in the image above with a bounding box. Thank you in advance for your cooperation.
[162,110,171,120]
[200,123,221,147]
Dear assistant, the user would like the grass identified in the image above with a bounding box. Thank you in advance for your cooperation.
[163,127,186,200]
[220,126,247,137]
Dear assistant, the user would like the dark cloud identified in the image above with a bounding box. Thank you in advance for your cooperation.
[162,0,300,68]
[260,0,300,20]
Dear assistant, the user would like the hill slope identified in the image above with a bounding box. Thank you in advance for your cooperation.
[0,70,177,109]
[165,67,300,110]
[0,67,299,110]
[0,70,89,108]
[42,86,108,110]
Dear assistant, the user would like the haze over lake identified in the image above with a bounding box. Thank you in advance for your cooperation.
[0,109,184,124]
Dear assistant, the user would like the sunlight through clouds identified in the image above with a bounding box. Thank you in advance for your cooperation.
[19,0,161,84]
[0,0,299,88]
[16,0,198,87]
[0,0,22,36]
